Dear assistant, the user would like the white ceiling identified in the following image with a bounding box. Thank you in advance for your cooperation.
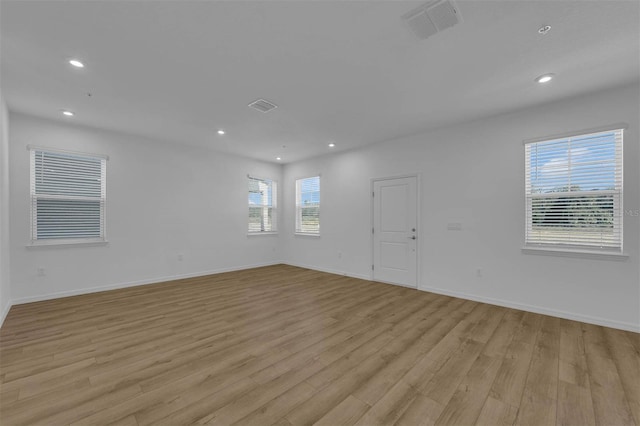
[1,1,638,163]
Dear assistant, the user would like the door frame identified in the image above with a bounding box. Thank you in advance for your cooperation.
[370,173,421,289]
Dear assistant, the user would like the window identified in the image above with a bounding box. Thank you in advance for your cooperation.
[295,176,320,234]
[30,147,107,244]
[524,128,623,252]
[248,176,277,233]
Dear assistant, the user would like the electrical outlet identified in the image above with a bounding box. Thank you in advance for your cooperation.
[338,252,343,259]
[447,222,462,231]
[476,268,483,278]
[37,267,45,277]
[177,254,184,261]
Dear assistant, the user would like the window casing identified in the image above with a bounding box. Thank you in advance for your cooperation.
[524,128,623,252]
[295,176,320,235]
[248,176,277,233]
[30,147,107,245]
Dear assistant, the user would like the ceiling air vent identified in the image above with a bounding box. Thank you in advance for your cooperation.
[402,0,461,40]
[248,99,278,113]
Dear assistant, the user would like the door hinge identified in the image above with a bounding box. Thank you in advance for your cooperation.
[372,227,374,234]
[372,264,374,271]
[372,191,375,197]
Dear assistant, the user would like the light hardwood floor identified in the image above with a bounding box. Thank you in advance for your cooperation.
[1,264,638,426]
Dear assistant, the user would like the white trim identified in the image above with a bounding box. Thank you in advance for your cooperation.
[247,173,272,181]
[247,175,277,234]
[522,122,628,145]
[6,263,638,334]
[521,246,628,260]
[283,263,639,332]
[30,149,107,243]
[27,239,108,248]
[283,262,370,281]
[373,279,418,290]
[294,175,321,236]
[292,173,322,181]
[523,128,624,251]
[27,144,110,160]
[0,299,11,329]
[418,283,640,333]
[10,262,281,306]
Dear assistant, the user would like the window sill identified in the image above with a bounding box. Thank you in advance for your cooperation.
[247,232,278,236]
[27,239,109,248]
[295,232,321,238]
[521,246,628,261]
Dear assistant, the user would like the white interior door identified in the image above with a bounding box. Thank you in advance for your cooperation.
[373,176,418,288]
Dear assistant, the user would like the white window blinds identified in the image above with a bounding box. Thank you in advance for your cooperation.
[295,176,320,234]
[525,128,623,251]
[248,176,277,233]
[30,148,107,243]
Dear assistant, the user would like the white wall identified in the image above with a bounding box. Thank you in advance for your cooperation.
[0,94,11,324]
[4,83,639,332]
[8,113,283,303]
[283,82,640,332]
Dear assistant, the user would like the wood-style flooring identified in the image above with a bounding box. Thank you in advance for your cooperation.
[1,264,638,425]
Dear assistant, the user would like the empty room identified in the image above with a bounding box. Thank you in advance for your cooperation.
[0,0,638,425]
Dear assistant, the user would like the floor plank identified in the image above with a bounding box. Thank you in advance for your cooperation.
[583,323,636,426]
[0,265,637,426]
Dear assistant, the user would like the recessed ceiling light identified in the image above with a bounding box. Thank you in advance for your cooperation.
[276,157,282,161]
[62,110,74,116]
[69,59,84,68]
[328,143,336,148]
[217,130,225,135]
[535,73,555,83]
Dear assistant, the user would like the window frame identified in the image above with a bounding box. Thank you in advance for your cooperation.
[295,175,321,236]
[522,125,626,257]
[247,175,278,235]
[28,145,108,247]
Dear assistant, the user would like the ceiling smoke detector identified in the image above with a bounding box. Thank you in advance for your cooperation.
[538,25,551,35]
[402,0,461,41]
[248,99,278,113]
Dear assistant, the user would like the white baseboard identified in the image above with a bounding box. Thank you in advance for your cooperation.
[10,262,282,306]
[283,262,371,281]
[6,262,638,334]
[419,284,640,333]
[284,264,639,333]
[0,299,11,329]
